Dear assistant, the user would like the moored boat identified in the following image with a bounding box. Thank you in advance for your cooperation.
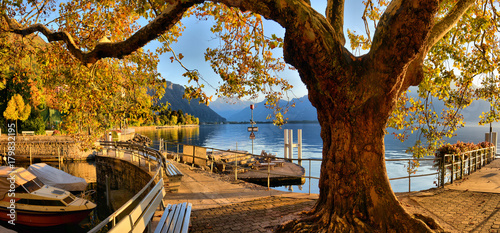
[0,166,96,227]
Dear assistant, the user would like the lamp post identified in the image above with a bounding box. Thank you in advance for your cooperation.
[250,104,255,154]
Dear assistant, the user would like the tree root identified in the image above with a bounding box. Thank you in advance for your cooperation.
[276,211,440,232]
[414,213,445,232]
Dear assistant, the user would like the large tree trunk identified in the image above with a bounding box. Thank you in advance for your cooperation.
[272,1,442,231]
[276,92,433,232]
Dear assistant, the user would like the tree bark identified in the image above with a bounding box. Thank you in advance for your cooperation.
[276,91,433,232]
[274,0,441,231]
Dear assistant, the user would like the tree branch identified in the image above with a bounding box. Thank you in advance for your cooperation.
[428,0,476,47]
[8,0,201,67]
[404,0,476,87]
[326,0,345,45]
[365,0,439,98]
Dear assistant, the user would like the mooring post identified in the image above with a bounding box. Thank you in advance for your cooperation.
[288,129,293,161]
[29,145,32,165]
[298,129,302,167]
[267,156,271,190]
[284,129,288,160]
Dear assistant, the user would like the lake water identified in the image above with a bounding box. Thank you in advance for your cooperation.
[136,123,498,194]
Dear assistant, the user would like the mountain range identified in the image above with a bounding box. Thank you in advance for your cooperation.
[158,81,226,123]
[211,95,318,122]
[160,81,493,125]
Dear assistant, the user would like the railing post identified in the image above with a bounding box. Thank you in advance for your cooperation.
[408,159,411,195]
[451,154,455,184]
[210,148,214,173]
[461,153,464,179]
[177,144,180,162]
[308,159,311,195]
[468,151,471,175]
[58,146,61,168]
[440,156,445,187]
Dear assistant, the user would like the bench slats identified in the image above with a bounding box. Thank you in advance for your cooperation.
[155,202,191,233]
[172,202,187,233]
[165,162,183,177]
[180,203,192,233]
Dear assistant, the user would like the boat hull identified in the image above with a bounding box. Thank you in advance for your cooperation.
[0,207,93,227]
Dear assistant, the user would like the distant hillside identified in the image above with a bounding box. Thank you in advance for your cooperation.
[210,97,254,119]
[405,89,491,125]
[225,95,318,122]
[158,81,226,123]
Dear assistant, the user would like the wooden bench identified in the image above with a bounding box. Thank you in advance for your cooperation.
[22,131,35,136]
[154,202,192,233]
[164,162,183,192]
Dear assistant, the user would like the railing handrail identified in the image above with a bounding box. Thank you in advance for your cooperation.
[88,141,165,233]
[441,146,495,157]
[158,140,496,194]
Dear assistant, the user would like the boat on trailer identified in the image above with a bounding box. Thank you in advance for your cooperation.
[0,166,96,227]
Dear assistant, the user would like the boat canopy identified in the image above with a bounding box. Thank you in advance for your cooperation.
[27,163,87,192]
[0,167,37,198]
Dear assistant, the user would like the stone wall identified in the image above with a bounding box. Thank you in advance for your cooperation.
[0,136,90,160]
[95,155,153,193]
[95,155,155,213]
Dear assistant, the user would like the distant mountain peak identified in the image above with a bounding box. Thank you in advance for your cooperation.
[158,81,226,123]
[212,95,318,122]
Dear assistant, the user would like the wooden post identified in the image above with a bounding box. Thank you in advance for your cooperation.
[177,144,180,162]
[192,146,196,167]
[29,145,32,165]
[159,139,162,152]
[235,152,238,181]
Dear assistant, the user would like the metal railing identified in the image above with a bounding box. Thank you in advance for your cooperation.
[437,146,496,186]
[157,140,496,195]
[88,141,166,233]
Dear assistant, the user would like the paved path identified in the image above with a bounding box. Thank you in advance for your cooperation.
[151,161,318,232]
[399,159,500,232]
[151,158,500,232]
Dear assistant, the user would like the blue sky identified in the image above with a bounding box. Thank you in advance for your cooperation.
[147,1,367,102]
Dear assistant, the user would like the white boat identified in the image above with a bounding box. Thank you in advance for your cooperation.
[0,166,96,227]
[28,163,88,192]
